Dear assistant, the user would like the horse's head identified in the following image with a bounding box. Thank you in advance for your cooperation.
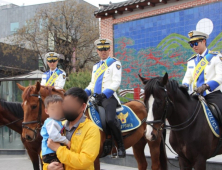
[17,82,64,142]
[140,73,170,141]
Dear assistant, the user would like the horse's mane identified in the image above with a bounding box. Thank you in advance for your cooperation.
[144,77,190,103]
[22,85,65,101]
[0,99,24,118]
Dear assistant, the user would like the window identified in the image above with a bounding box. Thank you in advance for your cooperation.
[10,22,19,34]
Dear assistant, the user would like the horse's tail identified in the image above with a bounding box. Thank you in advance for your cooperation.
[159,129,168,170]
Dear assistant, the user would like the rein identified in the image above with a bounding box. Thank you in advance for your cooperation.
[22,92,43,141]
[0,117,23,129]
[146,86,202,132]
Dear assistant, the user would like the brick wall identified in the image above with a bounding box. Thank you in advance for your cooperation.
[100,0,221,57]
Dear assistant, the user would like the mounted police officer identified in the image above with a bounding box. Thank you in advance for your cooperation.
[85,38,126,158]
[182,30,222,114]
[41,52,66,89]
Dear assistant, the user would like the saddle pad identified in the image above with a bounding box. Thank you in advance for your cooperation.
[88,103,141,133]
[201,100,220,137]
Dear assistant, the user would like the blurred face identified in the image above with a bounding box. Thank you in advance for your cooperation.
[45,101,63,120]
[97,48,110,60]
[62,96,86,122]
[47,60,58,70]
[189,39,206,54]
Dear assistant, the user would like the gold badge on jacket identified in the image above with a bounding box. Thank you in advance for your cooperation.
[116,64,121,70]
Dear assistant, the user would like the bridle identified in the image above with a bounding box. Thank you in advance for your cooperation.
[22,92,43,141]
[146,85,201,133]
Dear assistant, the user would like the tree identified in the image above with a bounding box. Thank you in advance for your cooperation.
[64,70,91,90]
[3,0,99,74]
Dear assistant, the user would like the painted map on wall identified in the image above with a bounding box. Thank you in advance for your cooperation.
[113,1,222,89]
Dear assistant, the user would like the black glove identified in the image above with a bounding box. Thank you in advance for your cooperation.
[179,85,189,91]
[195,84,210,95]
[95,93,107,105]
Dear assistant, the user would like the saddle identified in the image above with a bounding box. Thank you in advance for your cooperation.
[88,98,141,158]
[206,102,222,157]
[208,103,222,126]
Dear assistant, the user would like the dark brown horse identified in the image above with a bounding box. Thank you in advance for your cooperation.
[0,99,42,170]
[17,82,168,170]
[140,73,222,170]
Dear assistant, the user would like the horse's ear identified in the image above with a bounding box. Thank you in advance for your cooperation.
[138,74,149,85]
[17,83,26,91]
[160,72,168,86]
[34,82,41,93]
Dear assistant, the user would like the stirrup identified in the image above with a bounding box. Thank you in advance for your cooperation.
[110,145,118,159]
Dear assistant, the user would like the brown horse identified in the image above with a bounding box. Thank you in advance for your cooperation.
[17,82,168,170]
[0,99,42,170]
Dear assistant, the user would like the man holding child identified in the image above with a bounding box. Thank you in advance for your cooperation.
[42,88,100,170]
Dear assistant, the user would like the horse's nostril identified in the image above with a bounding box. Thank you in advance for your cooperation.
[151,132,156,141]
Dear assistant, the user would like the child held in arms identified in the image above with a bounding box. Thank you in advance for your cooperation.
[41,95,70,163]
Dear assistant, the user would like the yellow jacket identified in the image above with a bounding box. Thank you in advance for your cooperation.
[43,118,100,170]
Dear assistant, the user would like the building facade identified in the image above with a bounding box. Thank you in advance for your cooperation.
[95,0,222,89]
[0,0,98,72]
[0,0,98,151]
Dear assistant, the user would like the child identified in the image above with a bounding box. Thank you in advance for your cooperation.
[41,94,70,163]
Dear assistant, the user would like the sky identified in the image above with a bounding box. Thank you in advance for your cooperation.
[0,0,123,7]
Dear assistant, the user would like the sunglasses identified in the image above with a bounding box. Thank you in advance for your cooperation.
[189,40,203,48]
[47,60,58,63]
[98,48,110,51]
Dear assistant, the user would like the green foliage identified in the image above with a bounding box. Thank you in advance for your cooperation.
[64,71,91,90]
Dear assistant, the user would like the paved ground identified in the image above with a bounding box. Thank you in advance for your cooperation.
[0,155,137,170]
[126,129,222,163]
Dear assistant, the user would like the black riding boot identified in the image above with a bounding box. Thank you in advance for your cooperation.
[111,125,126,158]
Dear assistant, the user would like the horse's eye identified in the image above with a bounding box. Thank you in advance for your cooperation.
[31,105,37,110]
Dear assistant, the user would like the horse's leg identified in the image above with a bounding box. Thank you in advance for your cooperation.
[22,139,40,170]
[159,130,168,170]
[132,137,147,170]
[147,139,161,170]
[178,156,192,170]
[26,148,40,170]
[94,156,100,170]
[193,157,206,170]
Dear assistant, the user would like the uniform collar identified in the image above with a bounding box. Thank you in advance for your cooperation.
[199,48,208,57]
[100,56,110,63]
[50,67,57,73]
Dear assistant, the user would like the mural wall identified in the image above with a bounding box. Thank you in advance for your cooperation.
[113,1,222,89]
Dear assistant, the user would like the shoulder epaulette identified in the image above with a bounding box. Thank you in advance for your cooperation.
[187,54,197,61]
[209,50,220,55]
[112,57,119,61]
